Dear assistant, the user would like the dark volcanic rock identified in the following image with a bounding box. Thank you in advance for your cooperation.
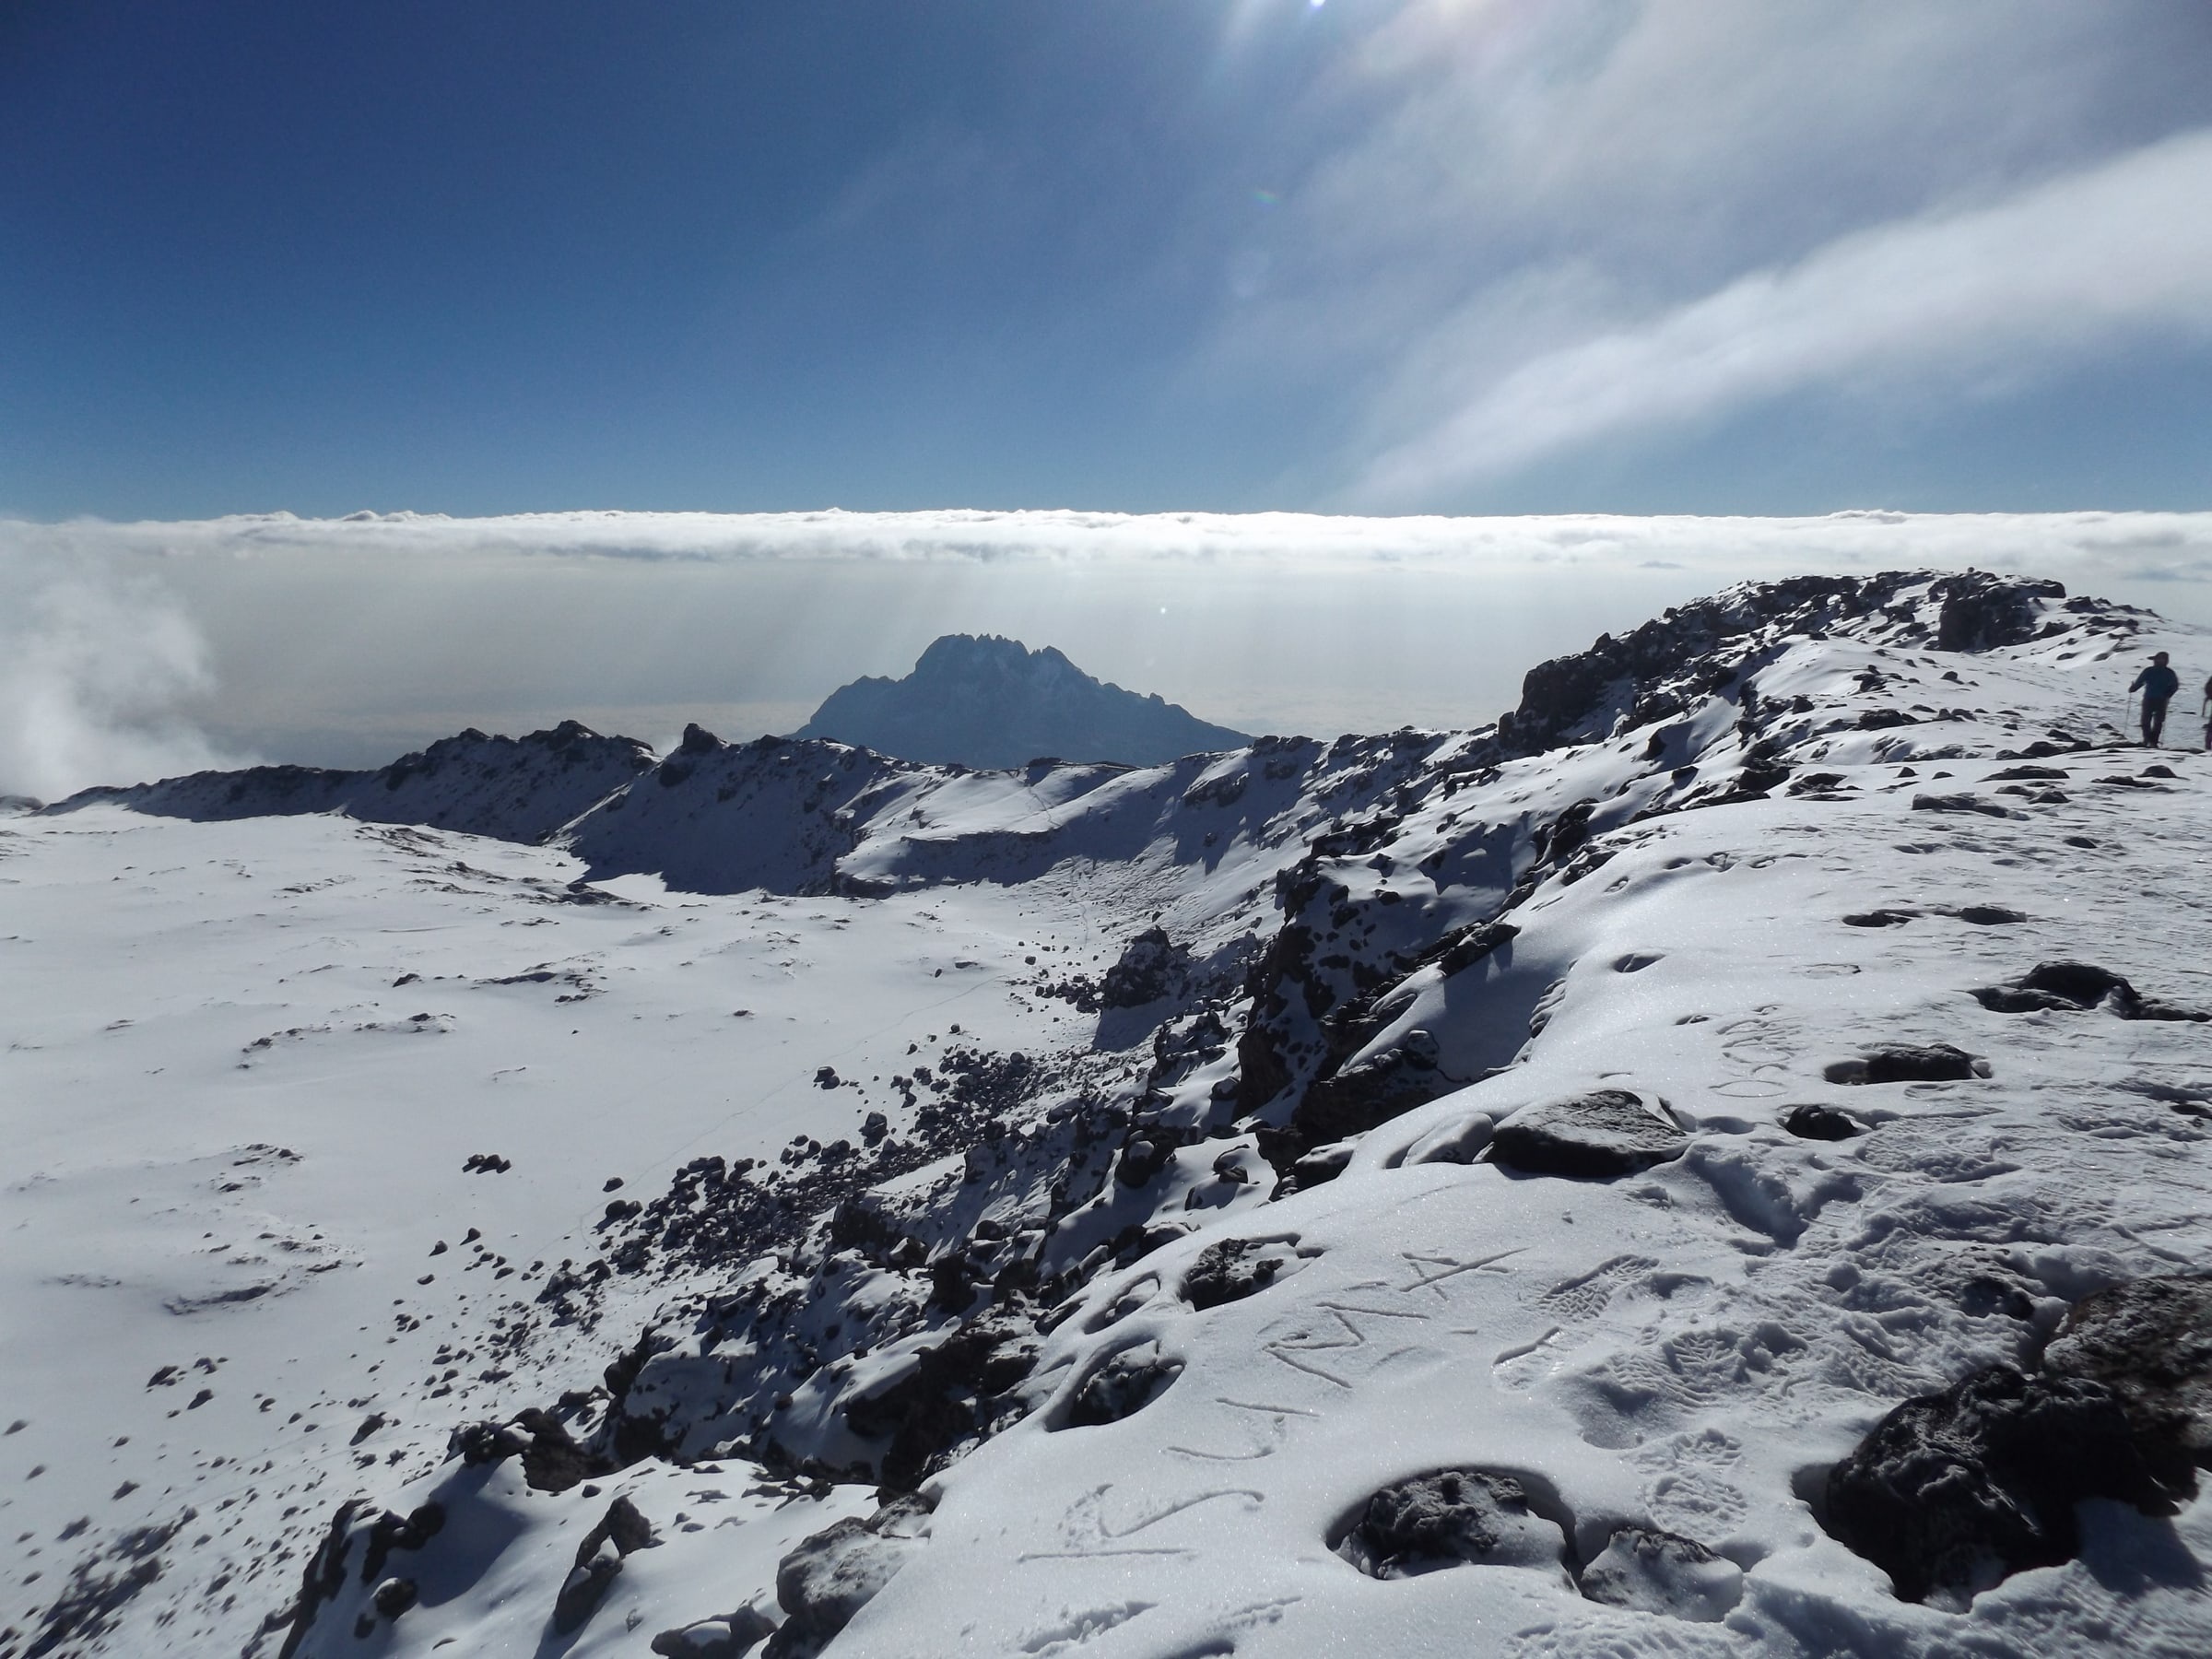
[841,1307,1040,1489]
[1182,1237,1300,1311]
[1780,1103,1863,1142]
[1827,1043,1988,1085]
[1972,961,2207,1022]
[1824,1364,2189,1607]
[652,1606,778,1657]
[1291,1029,1457,1147]
[795,634,1247,771]
[1935,573,2065,652]
[1335,1469,1566,1580]
[1578,1526,1742,1621]
[552,1495,657,1633]
[1488,1089,1686,1178]
[1911,793,2014,818]
[2044,1276,2212,1467]
[764,1495,931,1659]
[1063,1341,1182,1428]
[1099,927,1191,1009]
[1494,571,2063,757]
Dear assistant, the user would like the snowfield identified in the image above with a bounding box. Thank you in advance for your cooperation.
[4,571,2210,1659]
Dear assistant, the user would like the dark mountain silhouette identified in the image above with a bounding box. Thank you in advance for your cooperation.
[794,634,1249,769]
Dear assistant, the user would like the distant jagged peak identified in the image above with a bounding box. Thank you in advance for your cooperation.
[795,633,1250,771]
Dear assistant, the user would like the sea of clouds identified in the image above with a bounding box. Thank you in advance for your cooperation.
[6,507,2211,801]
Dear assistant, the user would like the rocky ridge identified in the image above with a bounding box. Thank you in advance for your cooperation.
[15,569,2212,1659]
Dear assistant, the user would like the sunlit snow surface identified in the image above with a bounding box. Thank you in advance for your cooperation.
[5,577,2212,1657]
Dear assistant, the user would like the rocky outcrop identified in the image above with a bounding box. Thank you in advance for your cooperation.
[1578,1526,1742,1621]
[2044,1276,2212,1467]
[551,1496,658,1634]
[763,1495,931,1659]
[1824,1363,2189,1606]
[1973,961,2208,1022]
[1488,1089,1687,1179]
[1335,1470,1566,1580]
[1496,571,2068,757]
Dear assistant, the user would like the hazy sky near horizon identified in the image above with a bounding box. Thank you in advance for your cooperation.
[6,507,2212,803]
[5,0,2211,520]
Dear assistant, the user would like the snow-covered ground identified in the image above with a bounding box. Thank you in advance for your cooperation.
[5,571,2209,1658]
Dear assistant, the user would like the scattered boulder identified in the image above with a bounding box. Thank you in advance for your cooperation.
[359,1502,444,1583]
[1971,962,2206,1022]
[1403,1111,1496,1166]
[1183,1237,1300,1310]
[1100,927,1191,1009]
[461,1152,512,1174]
[1780,1103,1863,1142]
[1578,1526,1742,1621]
[1063,1341,1182,1428]
[1335,1469,1566,1580]
[1947,905,2027,925]
[1488,1089,1686,1179]
[1911,793,2015,818]
[1292,1030,1458,1146]
[370,1577,418,1620]
[1934,573,2064,653]
[2044,1276,2212,1468]
[765,1495,932,1659]
[1825,1044,1988,1086]
[552,1495,657,1633]
[841,1308,1040,1488]
[1823,1364,2189,1607]
[1113,1134,1176,1189]
[651,1606,777,1657]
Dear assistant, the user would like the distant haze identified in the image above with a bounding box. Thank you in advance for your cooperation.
[5,508,2212,800]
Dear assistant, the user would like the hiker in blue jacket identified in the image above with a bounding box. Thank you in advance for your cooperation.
[2129,652,2181,747]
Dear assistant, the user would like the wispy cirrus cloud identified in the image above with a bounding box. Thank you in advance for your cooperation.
[1198,0,2212,506]
[1349,127,2212,504]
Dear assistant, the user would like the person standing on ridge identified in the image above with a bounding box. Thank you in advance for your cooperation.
[2129,651,2181,746]
[2201,675,2212,752]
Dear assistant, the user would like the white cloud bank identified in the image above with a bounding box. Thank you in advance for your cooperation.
[0,560,249,804]
[1352,127,2212,503]
[6,509,2212,794]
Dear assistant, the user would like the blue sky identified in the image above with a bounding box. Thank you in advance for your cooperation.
[5,0,2212,519]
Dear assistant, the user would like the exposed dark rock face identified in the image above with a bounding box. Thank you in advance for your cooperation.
[1290,1029,1458,1147]
[651,1606,777,1657]
[2044,1276,2212,1468]
[1488,1090,1687,1178]
[796,634,1248,770]
[1578,1526,1742,1621]
[840,1307,1041,1490]
[1972,962,2207,1022]
[1827,1044,1988,1085]
[1182,1238,1299,1311]
[764,1496,931,1659]
[1780,1103,1863,1142]
[1335,1470,1565,1580]
[1063,1341,1182,1428]
[1099,927,1191,1009]
[1824,1364,2189,1606]
[359,1502,444,1583]
[1911,793,2015,818]
[1936,574,2066,652]
[1495,571,2065,757]
[551,1495,658,1633]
